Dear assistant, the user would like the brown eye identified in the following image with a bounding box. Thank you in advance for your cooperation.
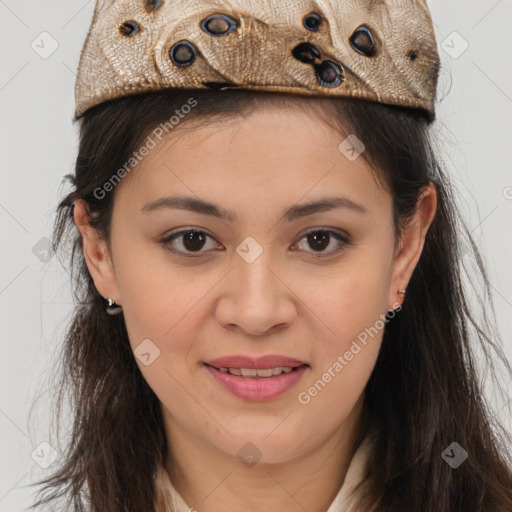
[160,230,220,257]
[307,232,330,251]
[293,229,351,257]
[182,231,207,252]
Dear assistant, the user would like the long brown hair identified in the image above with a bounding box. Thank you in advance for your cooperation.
[29,88,512,511]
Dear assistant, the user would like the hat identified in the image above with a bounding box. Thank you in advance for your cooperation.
[74,0,441,120]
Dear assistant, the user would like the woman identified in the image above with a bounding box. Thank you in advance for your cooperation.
[30,1,512,511]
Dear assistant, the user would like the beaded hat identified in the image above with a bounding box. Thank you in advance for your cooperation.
[74,0,441,120]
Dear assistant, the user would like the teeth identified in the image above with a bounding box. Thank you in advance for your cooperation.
[216,366,297,378]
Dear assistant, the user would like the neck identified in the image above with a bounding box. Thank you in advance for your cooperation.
[163,395,367,512]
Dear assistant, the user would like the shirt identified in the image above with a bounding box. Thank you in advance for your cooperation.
[153,432,374,512]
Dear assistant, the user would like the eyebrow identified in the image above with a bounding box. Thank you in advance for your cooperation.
[141,195,368,222]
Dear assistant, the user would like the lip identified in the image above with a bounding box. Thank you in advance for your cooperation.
[204,361,309,402]
[205,355,308,370]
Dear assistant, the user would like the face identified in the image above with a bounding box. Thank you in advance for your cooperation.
[76,105,436,465]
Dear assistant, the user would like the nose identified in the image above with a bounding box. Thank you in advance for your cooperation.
[214,253,297,337]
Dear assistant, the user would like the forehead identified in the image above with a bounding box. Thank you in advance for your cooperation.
[118,107,388,216]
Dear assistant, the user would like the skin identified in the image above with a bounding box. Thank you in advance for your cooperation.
[74,106,437,512]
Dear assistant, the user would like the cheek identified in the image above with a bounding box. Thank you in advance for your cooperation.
[114,252,209,415]
[113,243,220,399]
[295,285,385,439]
[293,243,392,413]
[302,245,393,354]
[112,236,194,332]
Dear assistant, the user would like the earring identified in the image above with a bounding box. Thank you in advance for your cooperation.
[388,288,407,314]
[395,288,407,310]
[106,298,123,315]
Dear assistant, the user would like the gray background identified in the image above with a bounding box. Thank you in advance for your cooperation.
[1,0,511,510]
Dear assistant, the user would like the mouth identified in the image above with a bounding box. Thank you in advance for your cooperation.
[204,364,307,378]
[203,361,310,401]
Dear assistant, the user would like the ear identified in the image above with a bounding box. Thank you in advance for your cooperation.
[388,182,437,311]
[73,199,121,304]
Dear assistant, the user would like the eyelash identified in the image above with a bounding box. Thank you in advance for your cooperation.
[158,228,351,259]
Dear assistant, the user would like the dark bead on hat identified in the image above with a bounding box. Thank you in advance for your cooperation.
[170,40,196,66]
[201,14,237,36]
[292,43,321,64]
[119,20,140,37]
[315,60,343,88]
[350,26,376,57]
[303,13,322,32]
[143,0,163,13]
